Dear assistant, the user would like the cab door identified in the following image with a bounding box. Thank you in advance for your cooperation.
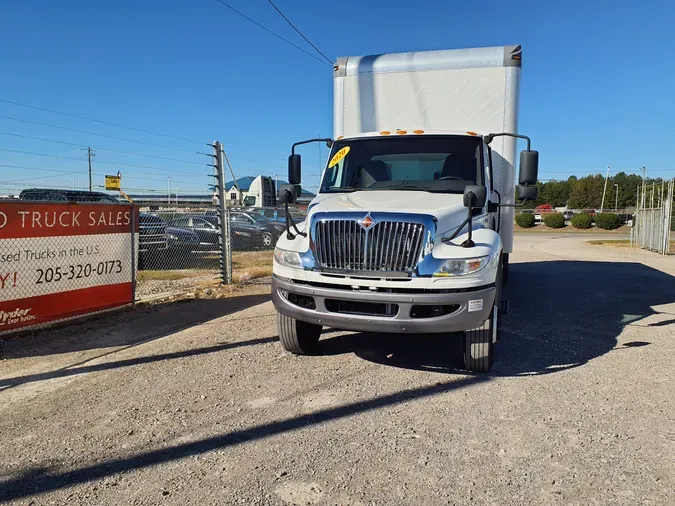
[484,142,500,232]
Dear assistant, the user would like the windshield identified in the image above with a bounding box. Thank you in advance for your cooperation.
[321,135,483,194]
[246,213,270,222]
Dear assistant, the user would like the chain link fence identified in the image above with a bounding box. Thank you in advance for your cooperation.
[633,179,674,255]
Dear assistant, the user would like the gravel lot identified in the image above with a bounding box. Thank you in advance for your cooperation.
[1,234,673,505]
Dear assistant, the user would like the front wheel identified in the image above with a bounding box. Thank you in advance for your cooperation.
[261,232,273,248]
[463,262,502,372]
[278,313,322,354]
[501,253,509,286]
[463,308,496,373]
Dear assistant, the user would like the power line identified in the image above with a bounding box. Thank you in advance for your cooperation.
[0,114,203,155]
[1,171,82,184]
[211,0,331,67]
[0,147,210,175]
[1,97,316,166]
[0,98,206,145]
[266,0,332,65]
[0,131,208,166]
[540,168,675,176]
[0,163,207,185]
[0,129,318,170]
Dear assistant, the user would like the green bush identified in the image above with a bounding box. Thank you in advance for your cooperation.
[515,212,536,228]
[571,213,593,229]
[595,213,621,230]
[543,213,565,228]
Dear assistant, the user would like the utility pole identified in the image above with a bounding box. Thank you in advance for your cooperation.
[82,147,95,191]
[222,151,241,206]
[600,165,610,213]
[213,141,232,284]
[641,166,647,210]
[167,176,171,206]
[614,183,619,212]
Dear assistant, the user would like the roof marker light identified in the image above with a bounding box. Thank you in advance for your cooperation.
[396,130,408,135]
[380,131,391,136]
[466,131,478,136]
[413,130,424,134]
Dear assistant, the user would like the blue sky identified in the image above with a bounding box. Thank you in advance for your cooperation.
[1,0,674,194]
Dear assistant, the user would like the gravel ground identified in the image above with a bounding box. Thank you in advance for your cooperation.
[0,234,673,505]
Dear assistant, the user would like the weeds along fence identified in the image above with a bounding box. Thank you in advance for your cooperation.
[633,179,674,255]
[134,201,294,300]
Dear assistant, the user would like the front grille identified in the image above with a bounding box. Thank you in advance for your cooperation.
[313,220,425,273]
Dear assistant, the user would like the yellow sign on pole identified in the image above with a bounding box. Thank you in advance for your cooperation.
[105,174,121,190]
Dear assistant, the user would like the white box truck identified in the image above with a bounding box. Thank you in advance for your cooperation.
[272,45,539,372]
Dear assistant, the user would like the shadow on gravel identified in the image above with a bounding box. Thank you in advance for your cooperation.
[0,335,278,392]
[0,294,271,360]
[318,261,675,376]
[0,376,486,501]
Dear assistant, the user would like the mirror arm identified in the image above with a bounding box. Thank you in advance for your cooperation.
[279,189,307,240]
[444,215,471,242]
[292,138,333,155]
[484,132,531,151]
[461,206,475,248]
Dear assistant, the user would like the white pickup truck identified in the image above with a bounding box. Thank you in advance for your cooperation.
[272,45,539,372]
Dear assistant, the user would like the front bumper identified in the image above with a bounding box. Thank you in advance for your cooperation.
[271,275,495,334]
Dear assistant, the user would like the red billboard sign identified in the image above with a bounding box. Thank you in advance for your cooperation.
[0,202,139,333]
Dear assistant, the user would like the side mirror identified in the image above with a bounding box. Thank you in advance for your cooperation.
[288,154,302,185]
[519,150,539,185]
[463,185,487,209]
[279,184,301,204]
[518,184,538,201]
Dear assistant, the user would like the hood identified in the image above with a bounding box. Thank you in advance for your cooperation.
[166,227,199,240]
[307,191,469,237]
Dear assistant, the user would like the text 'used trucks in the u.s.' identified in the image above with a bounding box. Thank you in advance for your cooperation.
[272,45,539,372]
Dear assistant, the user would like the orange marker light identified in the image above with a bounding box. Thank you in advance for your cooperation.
[466,131,478,136]
[336,135,344,140]
[396,130,408,135]
[413,130,424,134]
[380,131,391,135]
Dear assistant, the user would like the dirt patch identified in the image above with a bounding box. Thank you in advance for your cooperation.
[515,224,631,233]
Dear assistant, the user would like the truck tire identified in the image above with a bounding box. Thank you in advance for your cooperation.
[501,253,509,286]
[278,313,322,354]
[463,262,502,372]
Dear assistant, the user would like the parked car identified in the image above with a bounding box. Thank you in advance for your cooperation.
[230,211,286,248]
[166,226,200,252]
[166,215,221,251]
[254,208,287,223]
[563,210,575,220]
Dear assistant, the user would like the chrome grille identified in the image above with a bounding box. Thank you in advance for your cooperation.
[313,220,425,273]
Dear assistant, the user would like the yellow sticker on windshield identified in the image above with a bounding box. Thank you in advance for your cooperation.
[328,146,350,168]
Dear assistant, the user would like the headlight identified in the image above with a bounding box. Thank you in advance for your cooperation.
[274,247,302,268]
[433,256,489,277]
[168,234,179,240]
[234,231,252,237]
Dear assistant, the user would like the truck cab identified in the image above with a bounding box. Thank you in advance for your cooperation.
[271,45,538,372]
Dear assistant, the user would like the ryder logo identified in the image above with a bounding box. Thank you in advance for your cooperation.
[0,308,35,326]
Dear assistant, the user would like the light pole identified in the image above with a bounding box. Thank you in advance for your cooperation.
[614,184,619,212]
[167,176,171,206]
[70,179,75,190]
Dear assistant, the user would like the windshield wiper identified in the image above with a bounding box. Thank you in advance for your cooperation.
[323,187,359,193]
[375,185,433,192]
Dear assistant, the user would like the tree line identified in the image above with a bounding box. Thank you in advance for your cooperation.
[521,173,670,210]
